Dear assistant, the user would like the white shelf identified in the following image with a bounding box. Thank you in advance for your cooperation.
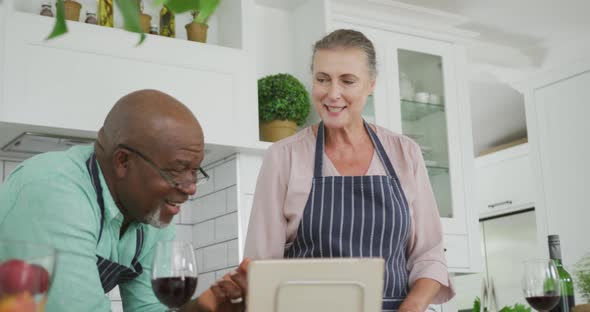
[13,0,243,50]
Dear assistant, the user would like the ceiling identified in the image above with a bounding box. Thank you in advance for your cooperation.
[368,0,590,155]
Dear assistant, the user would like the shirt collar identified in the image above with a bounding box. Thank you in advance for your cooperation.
[96,159,124,223]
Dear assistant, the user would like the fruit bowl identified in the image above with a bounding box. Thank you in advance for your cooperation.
[0,241,56,312]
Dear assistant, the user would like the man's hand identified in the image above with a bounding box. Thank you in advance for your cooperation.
[195,258,250,312]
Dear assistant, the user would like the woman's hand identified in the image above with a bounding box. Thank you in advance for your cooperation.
[195,258,250,312]
[398,278,441,312]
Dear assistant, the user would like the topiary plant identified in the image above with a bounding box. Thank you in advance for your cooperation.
[574,254,590,302]
[258,73,310,126]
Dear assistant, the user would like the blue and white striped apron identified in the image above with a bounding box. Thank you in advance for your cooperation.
[86,153,145,293]
[284,121,411,311]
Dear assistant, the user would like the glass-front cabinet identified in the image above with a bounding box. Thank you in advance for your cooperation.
[352,25,473,237]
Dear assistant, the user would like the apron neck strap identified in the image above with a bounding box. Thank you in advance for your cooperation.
[86,153,106,243]
[313,121,398,178]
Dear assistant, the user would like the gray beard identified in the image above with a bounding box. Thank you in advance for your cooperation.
[145,206,168,229]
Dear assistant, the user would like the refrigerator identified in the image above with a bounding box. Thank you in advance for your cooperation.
[455,209,541,312]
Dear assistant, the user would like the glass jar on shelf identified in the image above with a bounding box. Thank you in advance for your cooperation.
[85,8,98,24]
[149,23,159,35]
[40,1,54,17]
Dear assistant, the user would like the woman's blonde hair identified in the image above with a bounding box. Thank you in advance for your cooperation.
[311,29,377,78]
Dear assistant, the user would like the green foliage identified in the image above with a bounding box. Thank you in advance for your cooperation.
[192,0,221,24]
[258,73,311,126]
[472,297,531,312]
[473,296,483,312]
[498,304,532,312]
[47,0,67,39]
[47,0,221,43]
[574,254,590,302]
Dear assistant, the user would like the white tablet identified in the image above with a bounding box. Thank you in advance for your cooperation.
[247,258,384,312]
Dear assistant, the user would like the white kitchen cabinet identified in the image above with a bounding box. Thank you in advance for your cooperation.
[475,144,535,218]
[522,57,590,303]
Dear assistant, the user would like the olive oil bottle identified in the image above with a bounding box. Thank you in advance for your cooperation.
[159,5,175,38]
[98,0,114,27]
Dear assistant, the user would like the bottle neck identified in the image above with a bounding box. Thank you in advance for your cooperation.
[549,242,562,261]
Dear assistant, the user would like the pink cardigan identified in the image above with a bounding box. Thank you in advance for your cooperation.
[244,125,455,304]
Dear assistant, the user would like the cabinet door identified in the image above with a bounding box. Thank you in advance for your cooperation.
[476,147,535,218]
[389,34,469,234]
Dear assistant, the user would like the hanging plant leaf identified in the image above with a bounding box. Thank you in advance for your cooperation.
[115,0,146,45]
[46,0,68,39]
[162,0,201,14]
[193,0,220,24]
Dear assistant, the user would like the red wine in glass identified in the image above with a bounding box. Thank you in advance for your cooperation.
[152,241,198,312]
[151,276,198,308]
[522,259,561,312]
[526,294,560,311]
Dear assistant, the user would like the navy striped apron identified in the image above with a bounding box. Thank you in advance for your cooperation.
[86,153,145,293]
[284,121,411,311]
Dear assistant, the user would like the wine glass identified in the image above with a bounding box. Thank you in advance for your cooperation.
[151,241,198,312]
[0,240,57,312]
[522,259,561,312]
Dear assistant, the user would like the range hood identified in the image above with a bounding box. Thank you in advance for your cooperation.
[1,132,95,155]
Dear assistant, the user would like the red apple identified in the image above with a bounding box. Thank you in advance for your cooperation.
[29,265,49,294]
[0,260,51,296]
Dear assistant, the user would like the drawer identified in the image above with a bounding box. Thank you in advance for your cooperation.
[476,146,535,217]
[444,234,470,269]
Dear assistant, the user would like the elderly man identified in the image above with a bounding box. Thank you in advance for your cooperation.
[0,90,246,311]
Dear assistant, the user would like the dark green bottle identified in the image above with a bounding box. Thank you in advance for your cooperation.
[549,235,575,312]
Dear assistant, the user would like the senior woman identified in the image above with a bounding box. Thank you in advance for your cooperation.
[210,29,455,312]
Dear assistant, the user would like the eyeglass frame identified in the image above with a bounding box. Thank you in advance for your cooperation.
[117,143,209,189]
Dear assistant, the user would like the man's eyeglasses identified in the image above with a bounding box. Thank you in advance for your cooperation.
[118,144,209,189]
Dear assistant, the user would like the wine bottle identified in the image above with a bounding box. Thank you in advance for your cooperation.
[548,235,575,312]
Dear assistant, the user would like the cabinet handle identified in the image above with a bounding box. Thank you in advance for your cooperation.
[488,200,512,208]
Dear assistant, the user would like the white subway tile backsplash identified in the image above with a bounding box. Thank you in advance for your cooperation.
[226,186,237,212]
[227,239,239,267]
[193,220,215,248]
[214,159,236,191]
[175,225,193,244]
[179,200,197,225]
[215,267,237,280]
[195,248,204,273]
[192,191,226,223]
[203,243,228,272]
[214,213,238,242]
[196,171,215,198]
[195,271,216,297]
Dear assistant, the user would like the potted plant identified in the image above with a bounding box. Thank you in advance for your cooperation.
[186,0,220,43]
[573,254,590,312]
[258,73,310,142]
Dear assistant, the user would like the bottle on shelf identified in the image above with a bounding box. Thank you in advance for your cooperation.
[159,5,175,38]
[85,8,98,24]
[40,1,54,17]
[548,234,576,312]
[98,0,114,27]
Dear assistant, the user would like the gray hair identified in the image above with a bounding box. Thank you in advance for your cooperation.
[311,29,377,78]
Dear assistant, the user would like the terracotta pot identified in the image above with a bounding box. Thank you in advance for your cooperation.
[573,304,590,312]
[185,22,208,43]
[140,13,151,33]
[64,0,81,21]
[260,120,297,142]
